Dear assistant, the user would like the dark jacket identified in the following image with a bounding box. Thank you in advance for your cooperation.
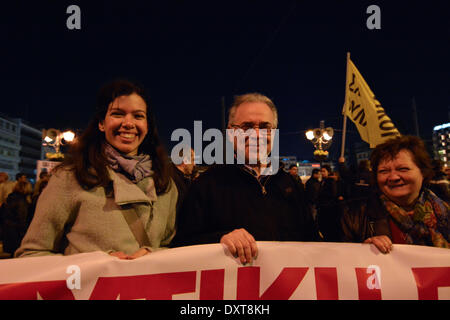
[305,177,320,206]
[317,177,338,208]
[2,192,29,254]
[172,164,320,246]
[340,191,393,243]
[338,162,374,200]
[290,175,305,194]
[170,164,193,214]
[341,188,450,247]
[428,172,450,203]
[316,177,340,241]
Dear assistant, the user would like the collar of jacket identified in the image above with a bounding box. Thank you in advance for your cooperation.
[364,192,392,239]
[364,191,387,219]
[108,168,154,206]
[238,164,273,183]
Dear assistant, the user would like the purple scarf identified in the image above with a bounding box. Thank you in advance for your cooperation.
[104,143,153,183]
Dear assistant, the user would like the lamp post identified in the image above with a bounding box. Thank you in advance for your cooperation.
[305,120,334,164]
[42,128,75,160]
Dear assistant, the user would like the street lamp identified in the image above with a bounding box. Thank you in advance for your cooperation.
[305,120,334,162]
[42,128,75,159]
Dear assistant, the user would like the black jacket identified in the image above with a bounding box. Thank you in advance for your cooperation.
[338,162,374,200]
[317,178,338,208]
[428,172,450,203]
[340,192,392,243]
[172,164,320,246]
[170,164,193,213]
[305,177,320,205]
[2,192,29,254]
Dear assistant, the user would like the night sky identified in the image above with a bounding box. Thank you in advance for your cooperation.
[1,1,449,161]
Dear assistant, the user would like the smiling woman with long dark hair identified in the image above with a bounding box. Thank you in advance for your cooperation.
[15,79,178,259]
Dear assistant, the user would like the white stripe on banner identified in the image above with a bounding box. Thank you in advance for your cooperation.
[0,242,449,300]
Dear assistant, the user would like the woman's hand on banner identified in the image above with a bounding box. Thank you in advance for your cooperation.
[109,248,151,260]
[364,235,393,254]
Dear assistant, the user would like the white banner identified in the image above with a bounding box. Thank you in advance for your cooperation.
[0,242,449,300]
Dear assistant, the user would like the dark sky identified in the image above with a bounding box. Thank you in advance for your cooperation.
[1,1,449,161]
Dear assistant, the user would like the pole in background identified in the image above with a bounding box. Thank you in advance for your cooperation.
[221,96,226,134]
[340,52,350,158]
[412,96,420,138]
[221,96,226,163]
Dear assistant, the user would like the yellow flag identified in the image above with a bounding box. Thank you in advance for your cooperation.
[343,57,401,148]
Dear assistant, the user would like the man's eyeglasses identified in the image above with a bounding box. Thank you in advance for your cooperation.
[230,122,274,131]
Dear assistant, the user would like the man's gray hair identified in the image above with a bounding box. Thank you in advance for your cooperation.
[227,93,278,128]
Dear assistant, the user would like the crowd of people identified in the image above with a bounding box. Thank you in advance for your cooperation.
[0,79,448,263]
[0,171,50,255]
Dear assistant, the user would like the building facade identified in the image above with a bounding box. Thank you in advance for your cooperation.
[432,122,450,166]
[353,141,372,166]
[0,117,21,179]
[15,119,44,182]
[0,115,44,182]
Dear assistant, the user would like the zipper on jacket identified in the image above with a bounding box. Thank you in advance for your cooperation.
[252,172,270,195]
[240,166,270,195]
[369,221,375,237]
[259,182,267,195]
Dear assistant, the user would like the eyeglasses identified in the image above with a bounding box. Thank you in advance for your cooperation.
[230,122,274,131]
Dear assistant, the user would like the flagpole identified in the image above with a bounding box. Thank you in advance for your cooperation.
[340,52,350,159]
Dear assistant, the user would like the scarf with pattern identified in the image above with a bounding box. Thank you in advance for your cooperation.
[380,189,449,248]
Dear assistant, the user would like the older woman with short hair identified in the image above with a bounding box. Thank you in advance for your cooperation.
[341,135,449,253]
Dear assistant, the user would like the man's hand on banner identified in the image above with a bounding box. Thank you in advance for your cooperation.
[220,228,258,264]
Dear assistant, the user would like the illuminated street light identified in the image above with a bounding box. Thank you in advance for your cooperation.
[305,120,334,162]
[42,128,76,159]
[305,130,315,140]
[323,131,333,141]
[62,131,75,142]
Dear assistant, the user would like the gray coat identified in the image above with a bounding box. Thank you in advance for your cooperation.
[15,167,178,257]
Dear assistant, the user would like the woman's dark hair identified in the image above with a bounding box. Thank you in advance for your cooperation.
[59,79,171,194]
[370,135,433,186]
